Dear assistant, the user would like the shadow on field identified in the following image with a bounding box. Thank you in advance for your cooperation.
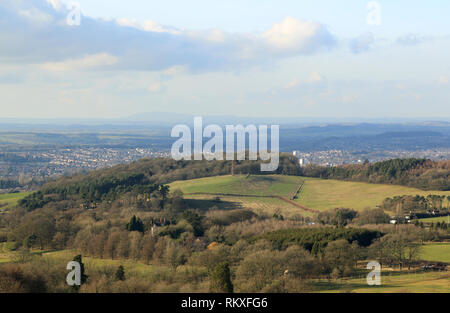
[311,280,400,292]
[185,198,243,212]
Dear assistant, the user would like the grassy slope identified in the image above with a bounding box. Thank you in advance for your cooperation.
[314,271,449,293]
[170,175,312,218]
[0,192,31,210]
[170,175,303,197]
[295,178,450,211]
[419,243,450,263]
[419,216,450,223]
[170,175,450,213]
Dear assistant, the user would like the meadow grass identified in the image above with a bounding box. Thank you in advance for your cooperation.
[170,175,303,197]
[313,271,449,293]
[295,177,450,211]
[42,250,163,279]
[171,175,313,218]
[185,194,315,218]
[0,192,31,210]
[419,216,450,223]
[419,243,450,263]
[170,174,450,214]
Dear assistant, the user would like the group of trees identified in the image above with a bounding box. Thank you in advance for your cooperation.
[301,158,450,191]
[381,194,450,215]
[317,207,391,226]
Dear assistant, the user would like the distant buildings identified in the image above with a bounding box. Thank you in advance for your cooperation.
[292,151,309,167]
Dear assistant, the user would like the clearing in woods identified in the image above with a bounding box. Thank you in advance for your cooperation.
[169,175,450,214]
[0,192,31,211]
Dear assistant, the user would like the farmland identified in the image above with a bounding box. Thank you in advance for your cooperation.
[0,192,30,210]
[170,175,450,214]
[419,243,450,263]
[314,271,449,293]
[295,178,450,211]
[419,216,450,223]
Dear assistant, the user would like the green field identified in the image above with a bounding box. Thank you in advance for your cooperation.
[314,271,449,293]
[295,177,450,211]
[419,216,450,223]
[170,175,450,213]
[170,175,303,197]
[419,243,450,263]
[0,192,30,210]
[170,175,313,218]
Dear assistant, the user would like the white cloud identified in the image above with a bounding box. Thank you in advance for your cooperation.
[0,1,337,73]
[437,75,449,85]
[262,17,335,54]
[46,0,62,11]
[147,82,163,93]
[349,32,375,54]
[285,79,299,89]
[40,53,119,71]
[307,71,325,83]
[116,18,181,35]
[162,65,188,76]
[285,72,325,89]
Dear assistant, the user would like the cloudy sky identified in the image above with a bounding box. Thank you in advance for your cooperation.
[0,0,449,119]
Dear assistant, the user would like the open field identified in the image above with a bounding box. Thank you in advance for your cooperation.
[170,175,303,197]
[419,243,450,263]
[0,192,31,210]
[170,175,314,218]
[419,216,450,223]
[42,250,165,279]
[295,178,450,211]
[185,194,316,218]
[314,271,449,293]
[170,174,450,214]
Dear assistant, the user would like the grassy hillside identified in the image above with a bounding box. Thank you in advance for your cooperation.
[0,192,31,210]
[170,175,314,218]
[170,174,450,213]
[419,243,450,263]
[170,175,303,197]
[419,216,450,223]
[295,178,450,211]
[314,271,450,293]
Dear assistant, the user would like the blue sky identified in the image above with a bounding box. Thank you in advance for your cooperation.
[0,0,449,119]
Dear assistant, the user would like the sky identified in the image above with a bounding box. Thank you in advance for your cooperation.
[0,0,449,119]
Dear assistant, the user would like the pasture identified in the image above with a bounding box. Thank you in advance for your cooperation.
[295,178,450,211]
[419,243,450,263]
[170,174,450,213]
[419,216,450,223]
[314,271,449,293]
[0,192,30,210]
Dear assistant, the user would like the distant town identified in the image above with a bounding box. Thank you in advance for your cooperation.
[292,148,450,167]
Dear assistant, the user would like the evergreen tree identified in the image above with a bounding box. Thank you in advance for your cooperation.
[115,265,125,281]
[210,262,233,293]
[126,215,144,233]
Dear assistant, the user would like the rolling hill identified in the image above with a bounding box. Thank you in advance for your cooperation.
[169,175,450,215]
